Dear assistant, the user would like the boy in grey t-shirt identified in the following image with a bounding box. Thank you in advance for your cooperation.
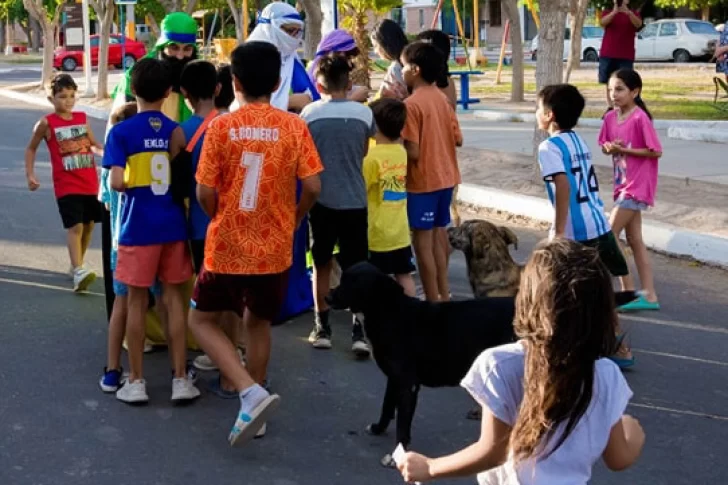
[300,53,376,357]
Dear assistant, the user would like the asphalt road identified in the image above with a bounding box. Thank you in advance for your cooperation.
[1,98,727,485]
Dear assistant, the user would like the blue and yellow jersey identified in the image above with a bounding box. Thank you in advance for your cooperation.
[102,111,187,246]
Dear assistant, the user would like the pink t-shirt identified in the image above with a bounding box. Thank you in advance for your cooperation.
[598,107,662,206]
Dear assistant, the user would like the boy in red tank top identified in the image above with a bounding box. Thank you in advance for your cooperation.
[24,74,104,292]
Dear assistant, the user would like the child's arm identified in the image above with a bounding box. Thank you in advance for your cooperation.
[612,144,661,158]
[552,174,570,239]
[110,167,126,192]
[398,407,511,482]
[24,118,49,191]
[86,122,104,157]
[295,125,324,228]
[196,183,218,218]
[401,103,421,164]
[451,110,463,148]
[404,141,420,164]
[297,174,321,228]
[169,126,186,160]
[602,414,646,471]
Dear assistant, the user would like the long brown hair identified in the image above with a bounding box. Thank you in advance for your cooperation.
[510,239,618,462]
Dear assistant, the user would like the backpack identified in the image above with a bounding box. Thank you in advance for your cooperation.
[170,109,218,208]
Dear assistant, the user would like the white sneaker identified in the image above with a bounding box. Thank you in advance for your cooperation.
[73,267,96,292]
[171,377,201,402]
[116,379,149,403]
[193,348,245,371]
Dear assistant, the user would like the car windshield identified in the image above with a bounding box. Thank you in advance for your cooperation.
[583,26,604,38]
[685,21,717,34]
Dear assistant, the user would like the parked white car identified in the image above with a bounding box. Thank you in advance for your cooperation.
[635,19,718,62]
[531,26,604,62]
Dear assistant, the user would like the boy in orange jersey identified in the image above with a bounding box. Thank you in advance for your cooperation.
[188,41,323,446]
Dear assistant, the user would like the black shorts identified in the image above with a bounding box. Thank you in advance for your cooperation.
[581,232,629,277]
[190,239,205,274]
[191,267,290,321]
[309,203,368,270]
[369,246,416,276]
[56,194,102,229]
[598,57,634,84]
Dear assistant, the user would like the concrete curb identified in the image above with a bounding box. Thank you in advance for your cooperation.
[667,126,728,144]
[0,66,42,74]
[0,88,110,120]
[457,183,728,268]
[473,110,728,132]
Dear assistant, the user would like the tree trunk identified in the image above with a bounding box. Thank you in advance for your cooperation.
[532,0,569,159]
[30,17,42,52]
[0,22,6,54]
[185,0,199,15]
[226,0,244,43]
[502,0,524,102]
[91,0,115,100]
[41,22,55,89]
[147,15,161,38]
[701,6,709,21]
[564,0,588,82]
[300,0,322,61]
[351,13,371,88]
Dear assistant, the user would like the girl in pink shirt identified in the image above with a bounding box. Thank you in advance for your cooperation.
[598,69,662,313]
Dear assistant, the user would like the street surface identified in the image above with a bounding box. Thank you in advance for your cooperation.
[1,98,727,484]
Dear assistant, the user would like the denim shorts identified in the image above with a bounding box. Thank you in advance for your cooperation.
[615,193,649,211]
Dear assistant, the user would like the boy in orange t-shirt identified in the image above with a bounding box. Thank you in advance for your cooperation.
[400,41,463,302]
[189,42,323,446]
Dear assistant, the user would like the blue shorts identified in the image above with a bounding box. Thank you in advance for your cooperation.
[407,187,454,230]
[113,278,162,297]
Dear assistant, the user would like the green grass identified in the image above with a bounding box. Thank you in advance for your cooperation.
[585,99,728,120]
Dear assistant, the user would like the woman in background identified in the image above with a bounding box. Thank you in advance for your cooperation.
[308,29,369,102]
[370,19,409,100]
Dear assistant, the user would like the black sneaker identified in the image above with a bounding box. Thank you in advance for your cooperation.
[351,320,370,358]
[309,323,332,349]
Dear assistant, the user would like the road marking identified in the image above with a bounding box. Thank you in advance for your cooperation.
[629,402,728,422]
[0,276,104,296]
[622,314,728,336]
[633,348,728,367]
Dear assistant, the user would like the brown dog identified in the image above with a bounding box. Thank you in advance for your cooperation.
[447,219,522,299]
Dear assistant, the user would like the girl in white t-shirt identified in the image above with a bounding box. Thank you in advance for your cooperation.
[398,238,646,484]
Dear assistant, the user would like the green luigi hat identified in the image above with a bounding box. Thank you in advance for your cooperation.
[154,12,198,52]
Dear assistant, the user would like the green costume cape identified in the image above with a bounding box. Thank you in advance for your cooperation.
[110,12,198,123]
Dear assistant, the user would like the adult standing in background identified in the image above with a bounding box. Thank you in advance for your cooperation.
[598,0,642,111]
[370,19,409,100]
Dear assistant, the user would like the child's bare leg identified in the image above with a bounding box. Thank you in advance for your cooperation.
[412,229,439,301]
[189,309,255,392]
[66,223,84,268]
[243,309,272,385]
[221,312,243,391]
[395,273,416,297]
[80,222,94,263]
[626,212,658,302]
[434,227,451,301]
[610,208,637,292]
[126,286,149,381]
[313,260,333,312]
[107,295,127,371]
[163,283,187,378]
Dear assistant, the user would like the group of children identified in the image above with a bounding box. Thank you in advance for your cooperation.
[25,29,658,477]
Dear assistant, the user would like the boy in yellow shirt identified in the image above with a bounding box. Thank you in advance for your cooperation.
[363,98,416,296]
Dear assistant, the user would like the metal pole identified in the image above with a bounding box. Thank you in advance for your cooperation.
[120,5,126,71]
[333,0,338,29]
[81,0,94,96]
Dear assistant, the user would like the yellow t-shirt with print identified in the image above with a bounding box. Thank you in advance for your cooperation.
[363,143,410,252]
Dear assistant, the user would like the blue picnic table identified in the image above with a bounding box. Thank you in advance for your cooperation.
[451,70,483,110]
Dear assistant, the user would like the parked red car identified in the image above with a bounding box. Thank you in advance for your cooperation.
[54,34,147,72]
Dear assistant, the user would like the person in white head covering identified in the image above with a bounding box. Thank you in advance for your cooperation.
[246,2,319,112]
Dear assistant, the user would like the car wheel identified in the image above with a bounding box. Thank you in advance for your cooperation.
[583,49,598,62]
[123,55,136,70]
[531,50,537,61]
[673,49,691,63]
[61,57,78,72]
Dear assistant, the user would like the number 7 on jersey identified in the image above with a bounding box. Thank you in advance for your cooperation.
[240,152,263,211]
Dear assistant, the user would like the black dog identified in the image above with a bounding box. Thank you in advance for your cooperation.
[326,262,516,462]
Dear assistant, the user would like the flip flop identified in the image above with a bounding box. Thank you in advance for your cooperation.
[228,394,280,447]
[618,295,660,313]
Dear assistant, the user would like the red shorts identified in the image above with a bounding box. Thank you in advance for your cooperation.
[115,241,193,288]
[191,268,290,321]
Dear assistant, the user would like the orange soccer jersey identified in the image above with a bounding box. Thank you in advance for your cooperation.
[196,103,323,275]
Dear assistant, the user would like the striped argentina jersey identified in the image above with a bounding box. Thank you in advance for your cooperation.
[538,131,610,241]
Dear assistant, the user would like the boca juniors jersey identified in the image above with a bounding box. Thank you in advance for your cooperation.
[102,111,187,246]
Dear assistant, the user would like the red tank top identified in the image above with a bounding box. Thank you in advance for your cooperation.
[45,112,99,198]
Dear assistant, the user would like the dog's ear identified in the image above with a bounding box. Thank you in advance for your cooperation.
[499,226,519,250]
[471,226,489,258]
